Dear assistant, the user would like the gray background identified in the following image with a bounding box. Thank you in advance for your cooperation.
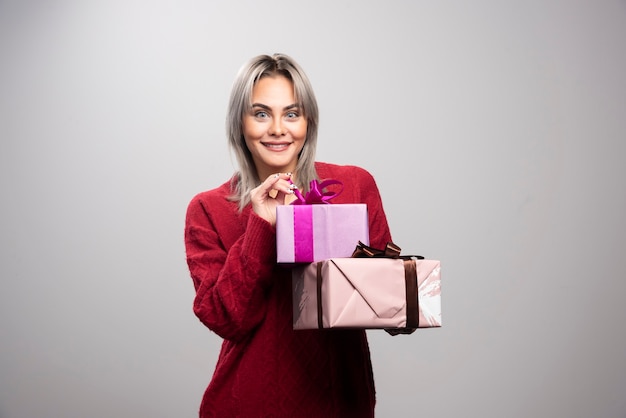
[1,1,625,417]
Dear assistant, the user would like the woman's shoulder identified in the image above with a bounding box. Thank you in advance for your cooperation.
[187,177,236,212]
[315,161,374,181]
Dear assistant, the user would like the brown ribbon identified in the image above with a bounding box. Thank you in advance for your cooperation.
[402,259,419,328]
[351,241,401,258]
[316,261,324,329]
[352,241,422,329]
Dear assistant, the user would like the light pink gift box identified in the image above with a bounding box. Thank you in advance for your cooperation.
[292,258,441,330]
[276,204,369,263]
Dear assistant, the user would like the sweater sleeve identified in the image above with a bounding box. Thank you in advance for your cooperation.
[184,194,277,342]
[354,167,393,250]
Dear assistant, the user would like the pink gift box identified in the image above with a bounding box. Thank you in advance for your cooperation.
[292,258,441,330]
[276,204,369,263]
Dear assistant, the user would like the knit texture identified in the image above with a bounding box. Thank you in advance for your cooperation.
[184,162,392,418]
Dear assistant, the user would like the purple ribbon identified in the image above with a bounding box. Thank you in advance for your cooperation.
[293,205,313,261]
[291,179,343,205]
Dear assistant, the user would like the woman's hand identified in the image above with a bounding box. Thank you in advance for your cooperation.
[249,173,297,226]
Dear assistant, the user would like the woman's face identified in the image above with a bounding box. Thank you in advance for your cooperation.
[243,75,308,180]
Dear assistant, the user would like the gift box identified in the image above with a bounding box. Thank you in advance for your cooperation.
[292,256,441,330]
[276,204,369,263]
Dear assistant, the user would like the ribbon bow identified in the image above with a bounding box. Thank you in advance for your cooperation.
[351,241,423,260]
[291,179,343,205]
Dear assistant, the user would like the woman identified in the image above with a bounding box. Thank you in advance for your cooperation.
[184,53,392,417]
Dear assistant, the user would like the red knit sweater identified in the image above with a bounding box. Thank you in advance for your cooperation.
[184,162,392,418]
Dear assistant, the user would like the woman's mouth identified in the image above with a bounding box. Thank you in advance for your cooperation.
[262,142,291,151]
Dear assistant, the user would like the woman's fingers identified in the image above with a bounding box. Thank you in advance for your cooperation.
[261,173,295,200]
[250,172,296,225]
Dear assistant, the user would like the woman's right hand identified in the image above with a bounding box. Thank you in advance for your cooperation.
[249,173,296,226]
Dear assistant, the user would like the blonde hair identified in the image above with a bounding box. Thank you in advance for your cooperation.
[226,53,319,210]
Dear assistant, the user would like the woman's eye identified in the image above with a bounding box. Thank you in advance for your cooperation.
[286,111,299,119]
[255,111,269,118]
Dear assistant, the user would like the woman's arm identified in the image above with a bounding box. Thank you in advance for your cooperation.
[184,195,276,342]
[354,167,393,249]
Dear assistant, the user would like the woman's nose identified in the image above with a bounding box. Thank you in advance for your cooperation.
[269,118,285,136]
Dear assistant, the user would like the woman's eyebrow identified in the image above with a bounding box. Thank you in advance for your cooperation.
[251,103,299,111]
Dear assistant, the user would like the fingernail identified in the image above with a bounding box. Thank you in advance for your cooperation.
[286,172,292,177]
[274,174,279,178]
